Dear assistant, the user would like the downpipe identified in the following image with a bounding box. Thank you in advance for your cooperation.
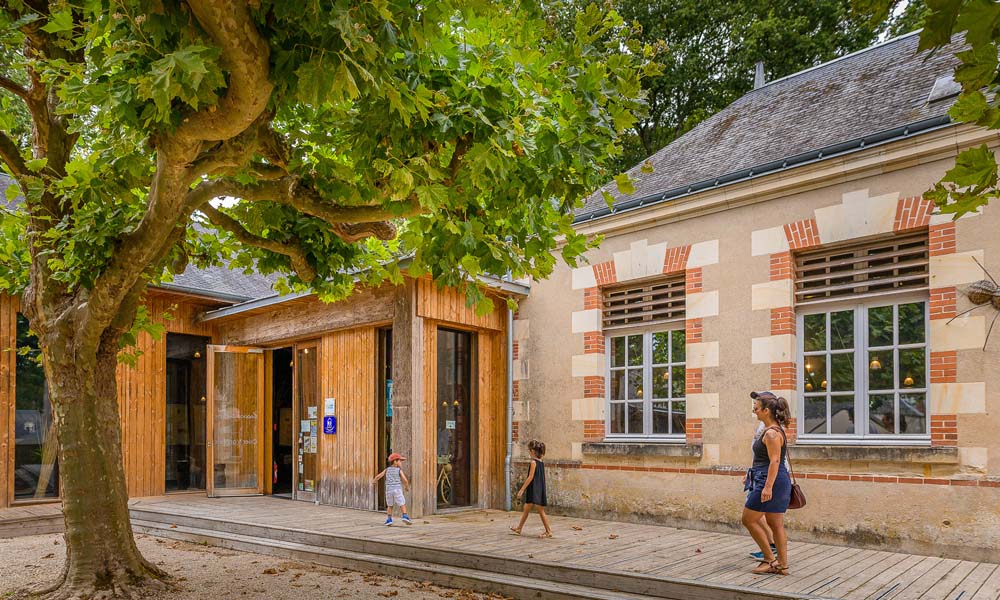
[504,304,514,512]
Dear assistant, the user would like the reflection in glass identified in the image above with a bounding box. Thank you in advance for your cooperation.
[868,394,895,434]
[900,393,926,434]
[830,395,855,434]
[671,365,685,398]
[610,370,625,400]
[803,396,827,435]
[868,305,894,347]
[627,335,643,366]
[804,313,826,352]
[898,302,925,344]
[610,403,625,434]
[612,337,626,367]
[868,350,894,390]
[671,330,686,362]
[652,332,670,364]
[830,353,854,392]
[212,351,261,491]
[436,329,473,508]
[672,401,686,433]
[627,402,643,434]
[652,402,670,434]
[899,348,925,388]
[627,368,642,399]
[652,367,669,399]
[802,355,826,392]
[830,310,854,350]
[14,314,59,500]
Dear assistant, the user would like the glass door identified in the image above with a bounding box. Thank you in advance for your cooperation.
[293,341,320,501]
[436,329,474,509]
[206,345,265,497]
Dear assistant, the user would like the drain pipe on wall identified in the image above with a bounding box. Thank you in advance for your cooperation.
[504,303,514,512]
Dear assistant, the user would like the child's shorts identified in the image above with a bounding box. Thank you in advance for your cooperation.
[386,488,406,507]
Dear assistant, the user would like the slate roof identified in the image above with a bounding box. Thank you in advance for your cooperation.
[576,31,965,221]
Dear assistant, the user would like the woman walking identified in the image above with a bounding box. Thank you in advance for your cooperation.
[742,391,792,575]
[510,439,553,538]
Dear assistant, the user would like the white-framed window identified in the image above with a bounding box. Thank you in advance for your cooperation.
[797,296,929,443]
[606,328,686,440]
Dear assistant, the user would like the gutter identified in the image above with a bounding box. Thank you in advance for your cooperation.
[153,283,254,304]
[574,114,954,225]
[504,304,514,512]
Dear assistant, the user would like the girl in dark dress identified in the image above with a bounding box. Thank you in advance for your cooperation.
[511,440,553,538]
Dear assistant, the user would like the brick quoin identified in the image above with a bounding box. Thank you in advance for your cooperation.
[686,367,703,394]
[770,307,795,336]
[685,267,703,293]
[770,252,793,281]
[663,245,692,274]
[583,331,605,354]
[512,341,519,361]
[583,420,604,441]
[929,223,956,256]
[893,197,934,232]
[583,286,601,310]
[686,317,703,343]
[770,362,796,390]
[931,414,958,447]
[930,287,957,320]
[512,380,519,402]
[784,218,821,250]
[512,421,520,441]
[686,418,703,444]
[930,351,957,383]
[583,375,605,399]
[593,260,617,286]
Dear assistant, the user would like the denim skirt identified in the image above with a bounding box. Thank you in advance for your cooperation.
[744,465,791,513]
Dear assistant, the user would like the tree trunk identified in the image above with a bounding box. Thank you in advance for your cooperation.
[35,328,166,599]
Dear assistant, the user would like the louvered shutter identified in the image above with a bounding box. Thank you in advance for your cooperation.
[602,276,686,331]
[794,232,929,306]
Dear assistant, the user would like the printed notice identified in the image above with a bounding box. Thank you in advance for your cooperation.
[307,406,318,419]
[300,420,310,433]
[446,420,456,430]
[324,398,336,416]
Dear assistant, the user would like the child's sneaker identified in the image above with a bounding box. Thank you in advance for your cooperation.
[384,517,393,526]
[401,514,412,525]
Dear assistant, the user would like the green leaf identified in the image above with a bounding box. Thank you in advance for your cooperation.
[918,0,963,52]
[614,173,635,196]
[948,90,991,123]
[25,158,48,173]
[942,144,998,189]
[40,10,74,34]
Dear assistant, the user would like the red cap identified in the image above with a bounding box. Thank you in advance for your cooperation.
[388,453,406,462]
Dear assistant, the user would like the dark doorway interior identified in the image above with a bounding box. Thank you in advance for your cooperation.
[377,328,393,510]
[165,333,210,492]
[436,328,474,509]
[271,347,294,495]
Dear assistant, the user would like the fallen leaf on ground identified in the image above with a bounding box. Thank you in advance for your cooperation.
[262,568,278,575]
[695,549,702,553]
[42,553,54,559]
[378,592,399,598]
[571,526,583,531]
[609,534,619,539]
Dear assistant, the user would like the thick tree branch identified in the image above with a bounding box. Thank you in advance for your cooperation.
[0,130,26,178]
[200,203,317,282]
[0,75,30,101]
[176,1,273,142]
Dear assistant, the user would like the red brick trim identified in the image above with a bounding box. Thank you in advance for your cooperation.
[583,420,604,441]
[770,362,796,390]
[528,462,999,486]
[685,317,703,343]
[770,307,795,336]
[929,223,956,256]
[583,332,604,355]
[583,375,605,399]
[664,245,692,274]
[930,351,957,384]
[593,261,617,286]
[686,367,703,394]
[770,251,793,281]
[929,287,957,320]
[931,414,958,447]
[512,421,520,441]
[685,266,703,293]
[512,380,519,401]
[784,218,821,250]
[894,197,934,232]
[686,418,703,445]
[512,341,519,360]
[583,286,601,310]
[785,418,797,444]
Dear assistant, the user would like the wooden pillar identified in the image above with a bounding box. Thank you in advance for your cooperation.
[391,280,431,517]
[0,293,16,508]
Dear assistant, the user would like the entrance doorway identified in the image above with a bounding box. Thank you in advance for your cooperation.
[293,341,320,501]
[436,329,474,509]
[376,328,392,509]
[270,347,294,496]
[206,345,265,497]
[165,334,209,492]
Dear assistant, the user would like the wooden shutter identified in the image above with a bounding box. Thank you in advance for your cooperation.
[602,276,686,331]
[794,232,929,306]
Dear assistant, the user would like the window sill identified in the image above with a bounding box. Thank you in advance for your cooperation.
[791,445,958,464]
[582,442,702,458]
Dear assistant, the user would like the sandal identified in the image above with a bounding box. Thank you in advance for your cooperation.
[752,559,788,576]
[539,531,553,538]
[509,527,522,536]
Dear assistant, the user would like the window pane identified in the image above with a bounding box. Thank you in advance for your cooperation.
[610,370,626,400]
[868,305,894,347]
[627,369,642,400]
[652,367,669,399]
[868,350,894,390]
[671,330,686,362]
[610,403,625,434]
[612,337,626,367]
[804,313,826,352]
[830,353,854,392]
[672,401,686,433]
[898,302,925,345]
[652,332,670,364]
[830,395,855,434]
[868,394,895,434]
[627,335,643,366]
[652,402,670,434]
[671,365,686,398]
[627,402,644,434]
[803,396,827,435]
[803,354,826,393]
[15,315,59,500]
[830,310,854,350]
[900,348,926,389]
[900,393,926,434]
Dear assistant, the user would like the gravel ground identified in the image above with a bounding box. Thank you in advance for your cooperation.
[0,533,510,600]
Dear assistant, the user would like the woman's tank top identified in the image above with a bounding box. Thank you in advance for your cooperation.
[752,426,787,467]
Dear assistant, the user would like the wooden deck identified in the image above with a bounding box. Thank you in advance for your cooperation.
[0,502,62,538]
[124,495,1000,600]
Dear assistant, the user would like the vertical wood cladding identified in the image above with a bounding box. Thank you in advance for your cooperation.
[0,293,17,508]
